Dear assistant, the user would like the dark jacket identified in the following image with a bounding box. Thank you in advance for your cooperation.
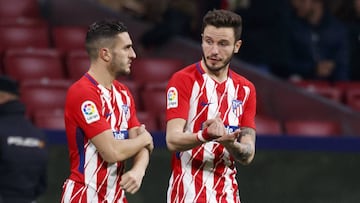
[0,100,48,203]
[286,11,350,81]
[347,18,360,80]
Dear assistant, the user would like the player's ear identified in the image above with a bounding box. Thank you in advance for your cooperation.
[234,40,242,53]
[99,48,111,62]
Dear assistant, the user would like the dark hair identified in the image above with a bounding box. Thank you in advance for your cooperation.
[85,19,128,59]
[201,9,242,41]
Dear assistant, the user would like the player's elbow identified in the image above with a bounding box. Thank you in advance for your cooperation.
[166,135,185,152]
[239,157,253,165]
[238,153,255,165]
[166,140,178,152]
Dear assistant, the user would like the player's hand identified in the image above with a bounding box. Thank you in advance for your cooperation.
[137,124,154,153]
[120,169,144,194]
[216,129,241,145]
[203,113,226,139]
[316,60,335,77]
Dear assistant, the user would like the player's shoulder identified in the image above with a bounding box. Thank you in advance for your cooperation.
[67,76,98,98]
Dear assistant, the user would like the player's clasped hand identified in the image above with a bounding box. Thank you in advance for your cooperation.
[203,113,241,143]
[120,170,144,194]
[137,124,154,153]
[215,129,241,144]
[202,113,227,139]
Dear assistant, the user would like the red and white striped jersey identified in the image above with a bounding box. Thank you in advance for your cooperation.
[61,73,140,203]
[166,62,256,203]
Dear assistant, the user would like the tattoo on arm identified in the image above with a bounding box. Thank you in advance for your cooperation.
[239,127,256,141]
[239,144,252,163]
[237,127,256,163]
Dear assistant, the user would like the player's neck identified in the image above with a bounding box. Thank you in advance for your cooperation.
[201,61,228,83]
[88,65,114,89]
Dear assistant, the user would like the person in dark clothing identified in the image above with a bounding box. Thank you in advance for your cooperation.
[0,76,48,203]
[285,0,350,81]
[235,0,292,74]
[334,0,360,81]
[140,0,196,49]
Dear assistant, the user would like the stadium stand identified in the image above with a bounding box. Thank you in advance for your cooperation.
[291,80,343,103]
[65,49,90,80]
[0,0,41,18]
[284,120,342,137]
[141,88,166,131]
[33,108,65,130]
[255,115,283,136]
[3,48,65,82]
[345,88,360,112]
[136,111,158,132]
[51,25,87,52]
[19,78,71,119]
[130,57,183,87]
[0,23,50,53]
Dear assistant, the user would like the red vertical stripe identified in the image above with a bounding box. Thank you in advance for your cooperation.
[191,146,206,202]
[192,79,208,202]
[97,158,108,202]
[213,146,226,202]
[170,155,185,203]
[71,182,87,203]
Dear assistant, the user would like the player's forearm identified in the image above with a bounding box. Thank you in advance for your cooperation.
[98,135,150,163]
[225,142,255,165]
[166,131,203,152]
[130,148,150,176]
[223,128,256,165]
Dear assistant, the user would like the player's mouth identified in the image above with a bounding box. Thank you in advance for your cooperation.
[207,57,221,64]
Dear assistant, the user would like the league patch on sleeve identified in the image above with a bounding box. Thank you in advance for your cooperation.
[167,87,178,109]
[81,100,100,124]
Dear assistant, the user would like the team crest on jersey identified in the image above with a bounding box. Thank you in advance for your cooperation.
[122,104,130,119]
[232,99,243,117]
[122,104,129,115]
[167,87,178,109]
[81,100,100,124]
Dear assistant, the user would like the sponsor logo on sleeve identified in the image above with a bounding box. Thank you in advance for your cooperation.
[81,100,100,124]
[167,87,178,109]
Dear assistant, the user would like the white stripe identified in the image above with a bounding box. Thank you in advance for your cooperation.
[118,192,126,203]
[181,150,196,202]
[85,142,99,202]
[204,75,218,118]
[116,88,129,130]
[225,167,239,202]
[242,86,250,107]
[98,85,116,130]
[166,173,174,203]
[203,142,215,202]
[62,179,75,203]
[187,81,200,131]
[105,163,118,201]
[227,81,239,126]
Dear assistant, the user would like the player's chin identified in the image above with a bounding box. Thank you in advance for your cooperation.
[207,65,223,72]
[116,69,131,77]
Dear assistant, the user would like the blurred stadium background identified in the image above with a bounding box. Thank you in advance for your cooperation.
[1,0,359,202]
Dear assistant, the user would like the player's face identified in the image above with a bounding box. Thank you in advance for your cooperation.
[108,32,136,77]
[201,25,241,73]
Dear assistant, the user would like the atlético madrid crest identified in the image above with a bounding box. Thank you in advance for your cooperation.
[232,99,243,117]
